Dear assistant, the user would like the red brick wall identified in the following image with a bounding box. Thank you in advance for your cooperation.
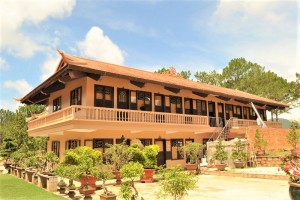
[246,127,291,151]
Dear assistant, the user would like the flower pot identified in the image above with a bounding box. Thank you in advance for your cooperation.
[140,168,155,183]
[112,170,122,186]
[100,193,117,200]
[58,187,66,194]
[256,150,265,156]
[68,190,76,199]
[79,175,97,189]
[185,163,198,171]
[289,182,300,200]
[80,187,95,200]
[291,149,300,157]
[233,161,245,168]
[215,164,226,171]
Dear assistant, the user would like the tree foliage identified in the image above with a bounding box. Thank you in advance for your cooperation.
[155,67,191,79]
[194,57,299,120]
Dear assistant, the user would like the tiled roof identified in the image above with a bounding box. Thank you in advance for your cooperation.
[21,50,289,108]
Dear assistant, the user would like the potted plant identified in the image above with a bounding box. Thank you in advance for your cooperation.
[54,164,68,194]
[120,162,144,200]
[140,144,159,183]
[231,138,247,168]
[63,165,79,199]
[63,146,102,195]
[254,129,268,156]
[212,139,228,171]
[156,166,197,200]
[183,142,203,171]
[96,165,116,200]
[287,126,300,157]
[104,141,132,185]
[44,151,59,175]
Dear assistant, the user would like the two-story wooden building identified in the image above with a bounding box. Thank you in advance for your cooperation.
[20,50,288,167]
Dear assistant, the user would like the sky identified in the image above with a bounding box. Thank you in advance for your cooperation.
[0,0,299,120]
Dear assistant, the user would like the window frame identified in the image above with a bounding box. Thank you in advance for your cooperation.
[171,139,184,160]
[94,85,114,108]
[70,87,82,106]
[53,96,62,112]
[51,141,60,158]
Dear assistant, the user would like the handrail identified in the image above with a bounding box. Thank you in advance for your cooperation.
[216,117,234,140]
[208,118,223,142]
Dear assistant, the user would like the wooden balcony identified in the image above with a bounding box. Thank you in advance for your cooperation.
[28,105,209,132]
[231,118,282,128]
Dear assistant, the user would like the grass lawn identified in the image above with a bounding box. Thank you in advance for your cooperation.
[0,174,66,200]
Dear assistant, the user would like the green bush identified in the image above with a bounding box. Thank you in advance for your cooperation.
[213,139,228,164]
[183,142,203,164]
[254,129,268,151]
[156,166,197,200]
[143,144,160,169]
[287,126,300,149]
[231,139,247,162]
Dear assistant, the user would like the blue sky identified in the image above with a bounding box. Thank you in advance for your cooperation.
[0,0,299,119]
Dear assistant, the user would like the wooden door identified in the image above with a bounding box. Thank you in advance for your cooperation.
[155,139,166,166]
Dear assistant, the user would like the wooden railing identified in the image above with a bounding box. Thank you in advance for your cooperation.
[231,118,282,128]
[28,106,209,130]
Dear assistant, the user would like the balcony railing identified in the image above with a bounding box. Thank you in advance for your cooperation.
[28,105,209,130]
[28,106,283,131]
[231,118,282,128]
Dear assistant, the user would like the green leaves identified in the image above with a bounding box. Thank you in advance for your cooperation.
[231,139,247,161]
[156,166,197,200]
[213,139,228,163]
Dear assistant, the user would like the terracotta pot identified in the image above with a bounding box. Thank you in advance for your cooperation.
[233,161,245,168]
[58,187,66,194]
[185,163,198,171]
[100,193,117,200]
[215,164,226,171]
[140,169,156,183]
[289,182,300,200]
[256,150,265,156]
[80,187,95,200]
[291,149,300,157]
[79,175,97,189]
[112,170,122,186]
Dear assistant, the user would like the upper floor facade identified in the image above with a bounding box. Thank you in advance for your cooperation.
[21,51,287,136]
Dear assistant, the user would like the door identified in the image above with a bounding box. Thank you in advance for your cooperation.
[208,102,216,126]
[155,139,166,166]
[218,103,225,126]
[117,88,129,109]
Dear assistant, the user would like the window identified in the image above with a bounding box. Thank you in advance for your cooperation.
[171,139,184,160]
[95,85,114,108]
[53,97,61,112]
[139,139,152,146]
[137,91,152,111]
[155,95,162,106]
[131,91,136,103]
[66,140,80,150]
[51,141,60,158]
[196,100,207,116]
[70,87,82,105]
[93,139,113,153]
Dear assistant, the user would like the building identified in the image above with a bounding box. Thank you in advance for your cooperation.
[20,50,288,167]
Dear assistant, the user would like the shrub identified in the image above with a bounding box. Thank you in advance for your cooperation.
[156,166,197,200]
[231,138,247,161]
[213,139,228,164]
[254,129,268,151]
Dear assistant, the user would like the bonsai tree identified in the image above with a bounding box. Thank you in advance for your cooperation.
[287,126,300,149]
[120,162,144,200]
[254,129,268,155]
[44,151,59,173]
[231,138,247,162]
[156,166,197,200]
[63,146,102,190]
[104,141,132,171]
[54,164,68,194]
[213,139,228,164]
[128,144,145,164]
[96,164,116,199]
[183,142,203,164]
[142,144,160,169]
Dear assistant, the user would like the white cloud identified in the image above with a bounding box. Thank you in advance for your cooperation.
[0,57,9,70]
[0,0,76,58]
[77,26,125,65]
[0,99,21,112]
[3,79,33,96]
[210,0,298,80]
[40,53,61,81]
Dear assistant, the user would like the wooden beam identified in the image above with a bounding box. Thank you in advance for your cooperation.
[68,70,86,79]
[192,91,208,98]
[43,81,65,94]
[87,73,101,81]
[164,86,180,94]
[234,99,249,105]
[58,75,72,84]
[29,92,50,102]
[216,96,231,101]
[130,80,145,88]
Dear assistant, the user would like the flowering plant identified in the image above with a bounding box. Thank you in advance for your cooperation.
[279,154,300,183]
